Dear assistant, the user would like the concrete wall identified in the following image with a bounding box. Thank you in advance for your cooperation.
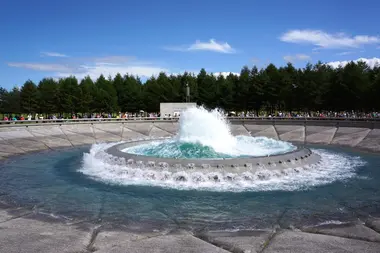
[0,120,379,159]
[160,102,196,116]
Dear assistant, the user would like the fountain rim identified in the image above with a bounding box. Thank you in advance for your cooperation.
[105,138,320,169]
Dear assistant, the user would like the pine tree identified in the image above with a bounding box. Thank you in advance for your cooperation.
[20,80,38,113]
[37,78,58,114]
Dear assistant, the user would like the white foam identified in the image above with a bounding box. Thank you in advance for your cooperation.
[123,135,295,158]
[317,220,348,226]
[177,107,236,154]
[122,107,295,158]
[78,143,366,192]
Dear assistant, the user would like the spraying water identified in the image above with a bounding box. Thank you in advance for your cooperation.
[78,106,364,191]
[80,143,364,192]
[124,106,296,158]
[177,107,237,154]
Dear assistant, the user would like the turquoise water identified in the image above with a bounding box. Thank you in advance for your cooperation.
[123,136,297,159]
[0,145,380,231]
[124,141,236,159]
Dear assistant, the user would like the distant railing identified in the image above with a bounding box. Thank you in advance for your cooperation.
[1,116,380,126]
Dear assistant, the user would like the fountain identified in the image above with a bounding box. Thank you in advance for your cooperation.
[84,107,321,187]
[0,106,377,234]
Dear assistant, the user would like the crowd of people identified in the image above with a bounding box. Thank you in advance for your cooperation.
[2,110,380,121]
[234,111,380,118]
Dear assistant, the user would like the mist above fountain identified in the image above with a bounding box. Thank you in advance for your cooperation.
[123,107,296,158]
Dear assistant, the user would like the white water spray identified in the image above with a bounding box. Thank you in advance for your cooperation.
[124,106,296,157]
[80,143,365,192]
[79,106,365,192]
[177,107,237,154]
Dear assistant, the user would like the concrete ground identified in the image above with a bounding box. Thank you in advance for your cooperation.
[0,208,379,253]
[0,120,380,252]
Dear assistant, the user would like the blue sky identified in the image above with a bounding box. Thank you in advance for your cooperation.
[1,0,380,89]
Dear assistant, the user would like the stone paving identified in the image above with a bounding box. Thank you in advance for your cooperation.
[0,207,379,253]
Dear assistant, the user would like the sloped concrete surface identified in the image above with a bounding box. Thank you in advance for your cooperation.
[357,129,380,152]
[366,218,380,234]
[306,126,337,144]
[263,230,380,253]
[302,222,380,242]
[244,124,272,135]
[0,210,379,253]
[0,213,92,253]
[93,230,231,253]
[196,229,275,253]
[230,124,251,136]
[277,126,305,143]
[153,122,179,135]
[1,121,380,156]
[331,127,371,147]
[251,125,279,140]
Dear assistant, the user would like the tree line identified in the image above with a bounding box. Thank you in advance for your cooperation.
[1,61,380,116]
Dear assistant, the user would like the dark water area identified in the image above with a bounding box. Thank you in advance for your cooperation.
[0,145,380,231]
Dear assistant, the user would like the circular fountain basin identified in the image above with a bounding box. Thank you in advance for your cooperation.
[106,139,321,173]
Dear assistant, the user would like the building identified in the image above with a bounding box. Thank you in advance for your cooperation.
[160,102,196,117]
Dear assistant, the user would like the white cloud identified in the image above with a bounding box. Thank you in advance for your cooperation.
[91,56,134,64]
[41,51,69,57]
[8,54,240,80]
[8,62,73,72]
[327,57,380,68]
[8,56,168,79]
[57,64,167,79]
[283,54,311,62]
[336,51,355,56]
[280,29,380,49]
[165,39,236,53]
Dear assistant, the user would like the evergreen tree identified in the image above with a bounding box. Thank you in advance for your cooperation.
[143,76,161,113]
[0,87,8,114]
[123,74,144,112]
[95,74,118,113]
[112,73,124,110]
[197,68,217,108]
[7,87,21,114]
[78,76,95,114]
[248,66,264,114]
[57,76,79,115]
[225,73,239,111]
[263,64,281,113]
[5,60,380,115]
[236,66,250,112]
[20,80,38,113]
[37,78,58,114]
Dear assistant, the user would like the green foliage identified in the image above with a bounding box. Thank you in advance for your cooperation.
[94,75,118,113]
[5,87,21,114]
[56,76,79,114]
[1,60,380,115]
[78,76,96,114]
[20,80,38,113]
[0,87,8,114]
[38,78,58,114]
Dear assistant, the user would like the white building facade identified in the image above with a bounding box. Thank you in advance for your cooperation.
[160,102,196,117]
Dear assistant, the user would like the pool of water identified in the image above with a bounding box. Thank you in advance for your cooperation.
[122,136,296,159]
[1,145,380,231]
